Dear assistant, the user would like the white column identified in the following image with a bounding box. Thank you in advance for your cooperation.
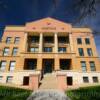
[39,33,43,53]
[69,33,74,53]
[54,33,58,53]
[23,32,28,52]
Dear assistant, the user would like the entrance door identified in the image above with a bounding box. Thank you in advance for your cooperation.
[43,59,54,74]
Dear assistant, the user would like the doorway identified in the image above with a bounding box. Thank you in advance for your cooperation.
[43,59,54,74]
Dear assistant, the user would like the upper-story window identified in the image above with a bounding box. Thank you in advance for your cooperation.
[90,61,96,71]
[30,47,39,52]
[44,47,52,52]
[81,61,87,72]
[6,37,12,44]
[78,48,84,56]
[58,47,66,53]
[14,37,20,44]
[0,61,6,71]
[29,36,39,43]
[85,38,90,44]
[77,38,82,44]
[58,36,69,43]
[87,48,93,56]
[44,36,54,43]
[3,47,9,56]
[12,48,18,56]
[9,61,16,71]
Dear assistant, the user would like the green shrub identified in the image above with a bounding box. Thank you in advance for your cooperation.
[67,86,100,100]
[0,86,32,100]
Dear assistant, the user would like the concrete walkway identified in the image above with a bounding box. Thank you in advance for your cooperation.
[27,89,70,100]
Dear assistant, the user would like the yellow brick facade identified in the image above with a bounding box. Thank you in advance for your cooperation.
[0,17,100,88]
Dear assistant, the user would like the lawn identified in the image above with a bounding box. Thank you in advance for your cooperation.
[0,86,32,100]
[67,86,100,100]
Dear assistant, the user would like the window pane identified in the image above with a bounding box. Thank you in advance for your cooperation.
[44,47,52,52]
[3,48,9,56]
[77,38,82,44]
[81,61,86,71]
[78,48,84,56]
[9,61,16,71]
[58,47,66,53]
[83,77,89,83]
[30,47,39,52]
[6,37,11,44]
[12,48,18,56]
[14,37,20,44]
[87,48,93,56]
[90,61,96,71]
[93,77,98,83]
[85,38,90,44]
[0,61,6,71]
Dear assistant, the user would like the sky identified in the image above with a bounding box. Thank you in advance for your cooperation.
[0,0,100,56]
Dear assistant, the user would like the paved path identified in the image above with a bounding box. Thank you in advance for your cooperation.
[27,89,70,100]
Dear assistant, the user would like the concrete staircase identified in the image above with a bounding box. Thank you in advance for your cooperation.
[39,73,58,89]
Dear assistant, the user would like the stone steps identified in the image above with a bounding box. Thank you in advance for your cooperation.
[39,73,58,89]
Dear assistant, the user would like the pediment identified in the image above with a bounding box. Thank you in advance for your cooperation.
[25,17,72,32]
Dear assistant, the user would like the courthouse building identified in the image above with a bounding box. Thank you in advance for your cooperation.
[0,18,100,90]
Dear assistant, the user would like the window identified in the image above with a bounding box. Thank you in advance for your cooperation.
[81,61,87,72]
[44,47,52,52]
[0,61,6,71]
[30,47,39,52]
[14,37,20,44]
[83,77,89,83]
[78,48,84,56]
[12,48,18,56]
[44,36,54,43]
[85,38,90,44]
[87,48,93,56]
[77,38,82,44]
[30,36,39,43]
[92,77,98,83]
[6,76,13,83]
[90,61,96,71]
[58,36,69,43]
[6,37,11,44]
[0,76,3,83]
[58,47,66,53]
[9,61,16,71]
[3,48,9,56]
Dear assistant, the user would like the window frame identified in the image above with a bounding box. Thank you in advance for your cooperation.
[0,61,6,71]
[14,37,20,44]
[58,47,66,53]
[9,61,16,71]
[85,38,90,44]
[12,47,18,56]
[44,47,52,52]
[6,37,12,44]
[78,48,84,56]
[87,48,93,56]
[6,76,13,83]
[81,61,87,72]
[83,77,89,83]
[77,38,82,44]
[92,77,98,83]
[3,47,9,56]
[90,61,96,71]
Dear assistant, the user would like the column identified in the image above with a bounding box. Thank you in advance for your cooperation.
[69,33,74,53]
[54,33,58,53]
[39,33,43,53]
[23,32,28,52]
